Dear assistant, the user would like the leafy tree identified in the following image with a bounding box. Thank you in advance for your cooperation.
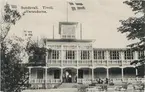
[118,0,145,77]
[1,3,29,92]
[0,3,22,43]
[1,37,30,92]
[26,40,47,66]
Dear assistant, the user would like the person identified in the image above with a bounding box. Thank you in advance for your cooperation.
[68,75,72,82]
[75,74,77,83]
[105,78,109,84]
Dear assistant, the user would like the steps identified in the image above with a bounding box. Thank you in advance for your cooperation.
[58,83,78,88]
[23,88,78,92]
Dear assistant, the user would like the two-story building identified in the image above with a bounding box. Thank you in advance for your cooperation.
[27,22,145,89]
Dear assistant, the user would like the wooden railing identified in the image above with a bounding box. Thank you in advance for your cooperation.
[63,60,77,66]
[78,60,92,66]
[47,60,61,66]
[94,60,107,66]
[45,59,135,67]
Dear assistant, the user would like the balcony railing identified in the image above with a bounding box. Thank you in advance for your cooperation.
[47,60,61,66]
[123,60,132,65]
[78,60,92,66]
[28,61,46,66]
[94,60,107,66]
[63,60,77,66]
[108,60,122,66]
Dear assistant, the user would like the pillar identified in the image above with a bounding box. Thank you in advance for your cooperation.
[106,51,109,66]
[121,68,124,81]
[106,68,109,78]
[134,51,138,60]
[45,51,48,66]
[61,68,63,82]
[121,51,124,66]
[76,46,79,67]
[136,68,138,77]
[92,50,94,67]
[77,69,78,83]
[61,45,63,66]
[28,67,31,83]
[92,69,94,81]
[45,68,47,89]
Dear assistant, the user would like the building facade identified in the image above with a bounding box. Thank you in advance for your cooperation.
[28,22,145,88]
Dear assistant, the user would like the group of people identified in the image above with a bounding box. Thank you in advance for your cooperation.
[96,78,109,84]
[63,71,72,83]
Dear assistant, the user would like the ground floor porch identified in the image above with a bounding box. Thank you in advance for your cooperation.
[28,67,144,85]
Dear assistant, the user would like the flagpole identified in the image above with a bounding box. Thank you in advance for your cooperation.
[53,25,54,39]
[80,23,82,39]
[66,1,68,22]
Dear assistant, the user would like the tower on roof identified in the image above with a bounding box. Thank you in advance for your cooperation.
[59,22,78,39]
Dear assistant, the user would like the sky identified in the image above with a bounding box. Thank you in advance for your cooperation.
[0,0,136,48]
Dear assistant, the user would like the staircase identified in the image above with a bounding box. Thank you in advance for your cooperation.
[58,83,78,88]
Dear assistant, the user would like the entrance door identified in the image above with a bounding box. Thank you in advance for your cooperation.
[63,69,77,83]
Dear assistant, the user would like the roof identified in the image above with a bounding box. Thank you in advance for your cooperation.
[93,48,133,51]
[44,39,94,43]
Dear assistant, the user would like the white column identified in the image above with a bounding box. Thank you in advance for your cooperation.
[134,51,138,60]
[61,68,63,82]
[76,46,79,66]
[106,68,109,79]
[106,50,109,66]
[121,51,124,66]
[136,68,138,77]
[28,67,31,83]
[61,45,63,66]
[77,69,78,83]
[45,50,48,66]
[92,68,94,81]
[92,50,94,67]
[121,68,124,81]
[45,68,47,88]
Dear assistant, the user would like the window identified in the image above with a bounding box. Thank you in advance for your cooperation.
[138,51,145,59]
[124,50,133,59]
[52,50,59,59]
[94,50,105,59]
[66,50,75,59]
[110,50,120,60]
[81,50,90,60]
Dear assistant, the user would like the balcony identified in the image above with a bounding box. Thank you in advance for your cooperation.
[94,60,107,66]
[27,61,46,66]
[108,60,122,66]
[47,60,61,66]
[78,60,92,66]
[63,60,77,66]
[123,60,132,65]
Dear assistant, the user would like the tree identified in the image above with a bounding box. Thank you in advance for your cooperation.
[1,36,30,92]
[118,0,145,77]
[0,3,22,43]
[1,3,29,92]
[26,40,46,66]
